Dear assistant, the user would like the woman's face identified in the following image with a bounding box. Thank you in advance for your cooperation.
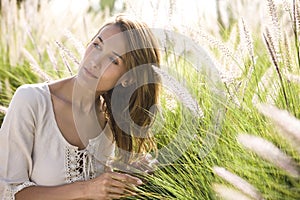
[77,24,128,93]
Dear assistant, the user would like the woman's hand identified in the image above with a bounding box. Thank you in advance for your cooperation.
[85,172,143,200]
[107,153,158,175]
[129,153,158,174]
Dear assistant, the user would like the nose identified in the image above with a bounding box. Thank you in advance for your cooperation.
[90,59,101,70]
[89,49,104,70]
[92,63,98,69]
[84,61,100,79]
[86,50,108,73]
[88,58,106,78]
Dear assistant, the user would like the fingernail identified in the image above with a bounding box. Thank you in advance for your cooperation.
[137,179,143,185]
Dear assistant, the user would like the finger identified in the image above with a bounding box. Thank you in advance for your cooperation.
[110,178,140,193]
[107,184,138,196]
[107,193,134,199]
[104,165,113,172]
[109,178,127,188]
[124,183,140,194]
[108,189,137,199]
[107,193,124,199]
[138,153,158,164]
[107,186,124,195]
[131,161,155,173]
[124,187,138,196]
[110,172,143,185]
[138,161,154,171]
[131,156,158,170]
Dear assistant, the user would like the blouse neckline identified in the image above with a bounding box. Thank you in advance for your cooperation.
[43,83,108,151]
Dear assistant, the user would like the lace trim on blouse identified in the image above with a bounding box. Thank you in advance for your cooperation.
[2,181,36,200]
[65,146,97,183]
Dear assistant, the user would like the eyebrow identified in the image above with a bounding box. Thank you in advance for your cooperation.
[97,36,103,44]
[112,51,124,61]
[98,36,124,61]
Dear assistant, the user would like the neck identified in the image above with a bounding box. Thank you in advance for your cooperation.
[54,76,100,113]
[72,76,101,113]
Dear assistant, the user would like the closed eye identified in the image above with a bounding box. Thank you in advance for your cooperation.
[93,43,102,50]
[110,57,119,65]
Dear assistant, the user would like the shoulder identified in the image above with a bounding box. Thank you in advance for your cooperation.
[10,83,50,108]
[3,83,50,124]
[13,83,49,99]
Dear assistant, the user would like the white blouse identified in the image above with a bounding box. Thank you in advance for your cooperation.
[0,83,115,199]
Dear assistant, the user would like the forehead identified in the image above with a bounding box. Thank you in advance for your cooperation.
[97,24,127,54]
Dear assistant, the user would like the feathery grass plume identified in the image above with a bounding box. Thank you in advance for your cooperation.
[55,41,75,76]
[211,56,236,84]
[0,105,7,114]
[283,32,292,71]
[64,30,85,57]
[297,0,300,33]
[195,42,236,84]
[167,0,175,27]
[55,41,80,66]
[184,26,242,82]
[23,19,42,63]
[188,27,243,83]
[227,25,239,50]
[1,0,19,66]
[226,83,241,108]
[237,133,300,178]
[213,183,255,200]
[224,25,246,76]
[240,19,255,64]
[194,28,242,77]
[293,0,300,68]
[263,29,289,108]
[152,66,204,118]
[255,103,300,152]
[4,79,13,100]
[22,48,53,82]
[239,18,256,101]
[213,166,263,200]
[163,89,178,113]
[59,49,73,76]
[0,1,7,59]
[266,0,281,51]
[46,45,59,75]
[293,0,300,35]
[10,0,18,65]
[263,28,279,68]
[283,0,292,13]
[252,66,280,105]
[284,71,300,83]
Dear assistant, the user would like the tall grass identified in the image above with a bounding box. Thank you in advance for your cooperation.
[0,0,300,199]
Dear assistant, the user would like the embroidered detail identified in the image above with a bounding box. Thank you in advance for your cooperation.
[65,146,96,183]
[2,181,36,200]
[64,129,115,183]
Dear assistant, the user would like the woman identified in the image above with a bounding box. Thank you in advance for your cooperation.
[0,14,161,199]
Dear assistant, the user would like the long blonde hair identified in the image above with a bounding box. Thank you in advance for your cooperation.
[98,15,161,162]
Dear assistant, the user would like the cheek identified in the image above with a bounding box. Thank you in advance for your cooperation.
[83,45,93,57]
[103,67,125,84]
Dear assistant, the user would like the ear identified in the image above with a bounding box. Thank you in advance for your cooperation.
[121,78,135,88]
[120,74,135,88]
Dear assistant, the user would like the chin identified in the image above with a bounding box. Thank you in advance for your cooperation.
[77,73,98,91]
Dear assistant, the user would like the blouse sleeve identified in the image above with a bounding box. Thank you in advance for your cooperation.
[0,85,37,200]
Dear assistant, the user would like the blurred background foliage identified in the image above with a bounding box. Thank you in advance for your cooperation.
[0,0,300,199]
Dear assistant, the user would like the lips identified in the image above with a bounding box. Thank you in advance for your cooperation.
[84,67,98,79]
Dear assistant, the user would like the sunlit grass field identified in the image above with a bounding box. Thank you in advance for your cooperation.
[0,0,300,199]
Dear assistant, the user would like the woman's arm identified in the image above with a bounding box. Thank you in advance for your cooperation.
[0,86,38,199]
[16,172,142,200]
[15,181,86,200]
